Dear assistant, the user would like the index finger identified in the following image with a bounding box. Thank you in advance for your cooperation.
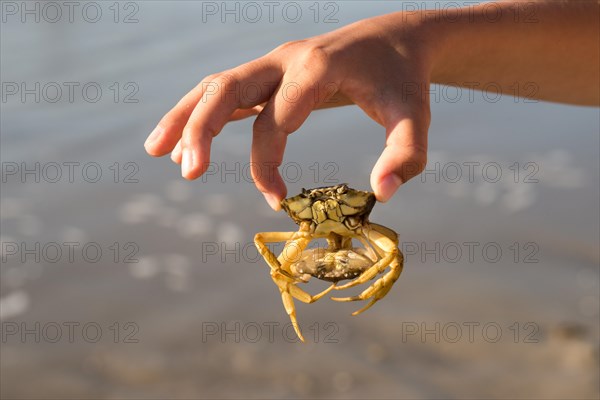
[179,60,283,179]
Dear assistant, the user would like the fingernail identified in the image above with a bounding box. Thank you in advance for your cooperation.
[263,192,281,211]
[144,126,164,148]
[182,148,193,178]
[377,174,403,202]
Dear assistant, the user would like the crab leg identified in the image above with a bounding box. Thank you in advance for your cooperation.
[332,252,403,315]
[331,223,404,315]
[254,231,302,275]
[332,225,398,290]
[355,235,381,263]
[254,230,335,342]
[273,270,335,342]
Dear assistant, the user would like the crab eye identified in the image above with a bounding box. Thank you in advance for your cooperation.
[337,184,348,194]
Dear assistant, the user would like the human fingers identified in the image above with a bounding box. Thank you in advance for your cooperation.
[251,61,334,209]
[179,61,282,179]
[170,105,264,165]
[370,103,430,202]
[144,77,217,157]
[170,140,182,164]
[230,104,264,121]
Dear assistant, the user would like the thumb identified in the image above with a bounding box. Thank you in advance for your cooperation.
[370,115,429,202]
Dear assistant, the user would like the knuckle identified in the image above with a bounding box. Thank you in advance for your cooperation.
[251,173,268,190]
[273,41,331,72]
[214,73,242,107]
[204,125,219,138]
[253,110,298,136]
[181,124,219,144]
[199,72,242,107]
[200,73,219,87]
[164,105,190,127]
[301,45,330,67]
[406,147,428,175]
[214,72,239,89]
[253,112,275,134]
[281,123,298,136]
[200,73,220,83]
[274,39,306,53]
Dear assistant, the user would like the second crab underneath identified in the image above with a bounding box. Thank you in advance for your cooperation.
[254,184,404,342]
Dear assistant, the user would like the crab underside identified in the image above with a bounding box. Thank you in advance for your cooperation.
[254,184,404,342]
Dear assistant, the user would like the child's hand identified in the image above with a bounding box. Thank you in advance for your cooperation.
[144,14,433,210]
[144,1,599,210]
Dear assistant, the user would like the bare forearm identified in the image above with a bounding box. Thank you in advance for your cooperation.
[418,1,599,105]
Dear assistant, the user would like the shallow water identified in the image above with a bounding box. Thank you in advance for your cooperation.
[1,1,599,399]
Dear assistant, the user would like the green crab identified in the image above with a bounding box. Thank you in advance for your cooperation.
[254,184,404,342]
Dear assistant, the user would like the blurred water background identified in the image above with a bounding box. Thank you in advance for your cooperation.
[1,1,599,399]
